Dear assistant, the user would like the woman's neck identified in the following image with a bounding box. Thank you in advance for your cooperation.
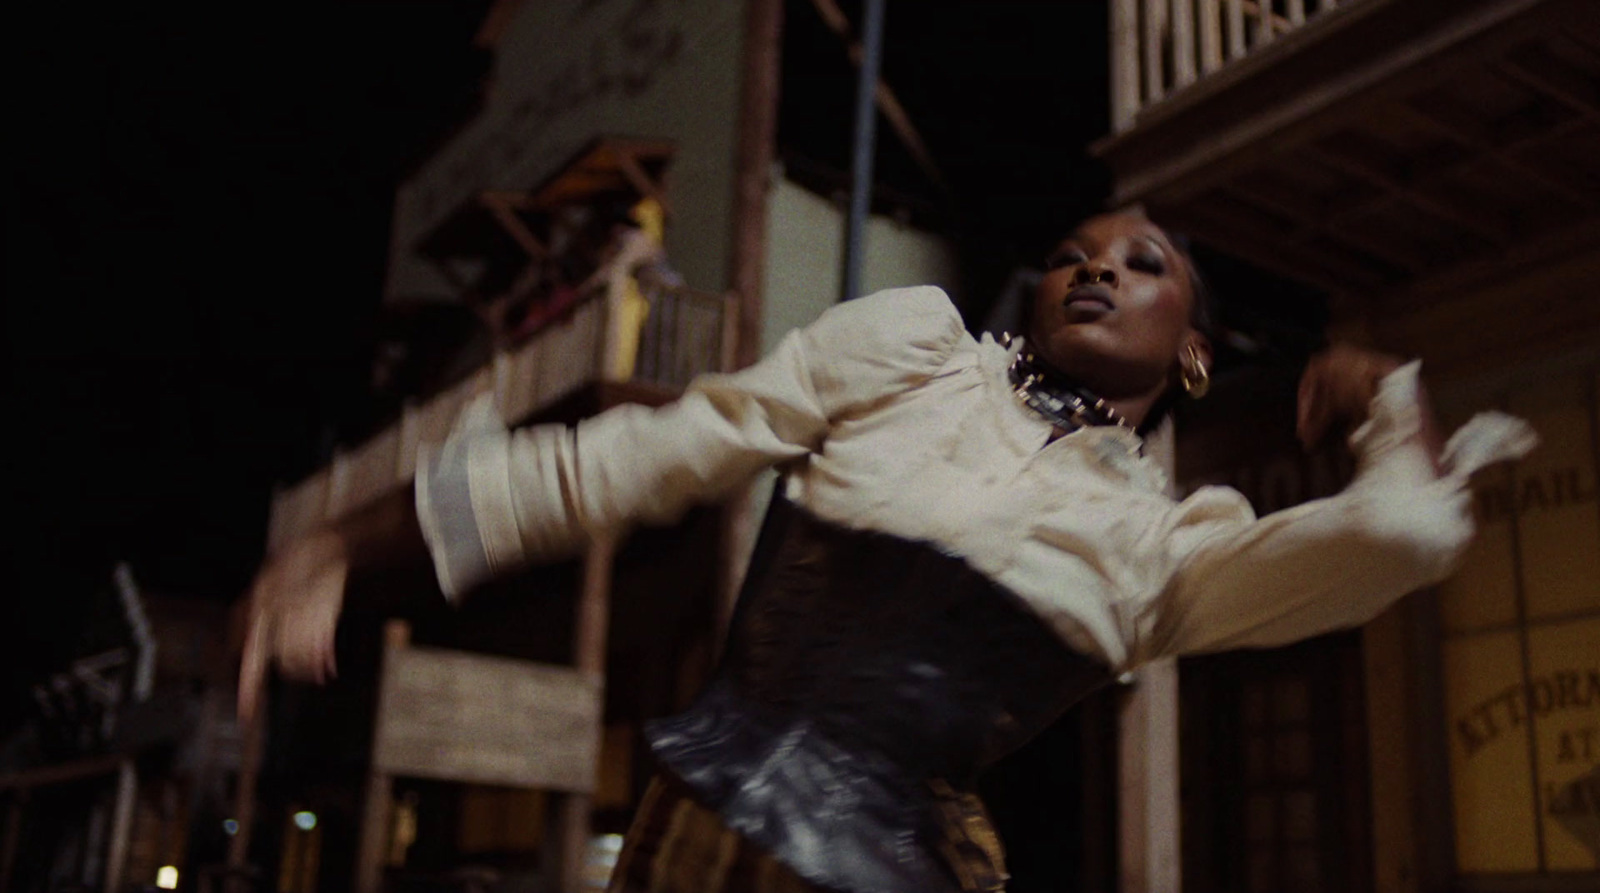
[1014,346,1165,432]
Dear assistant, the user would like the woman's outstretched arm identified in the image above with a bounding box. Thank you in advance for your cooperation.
[238,286,965,717]
[1133,348,1537,662]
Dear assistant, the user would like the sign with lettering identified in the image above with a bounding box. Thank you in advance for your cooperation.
[1440,371,1599,873]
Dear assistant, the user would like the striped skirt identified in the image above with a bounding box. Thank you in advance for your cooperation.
[605,774,1008,893]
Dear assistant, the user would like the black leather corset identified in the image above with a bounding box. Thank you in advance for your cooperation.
[645,496,1114,893]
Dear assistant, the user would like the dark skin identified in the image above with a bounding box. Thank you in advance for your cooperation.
[1027,211,1428,452]
[238,209,1440,720]
[1028,212,1213,431]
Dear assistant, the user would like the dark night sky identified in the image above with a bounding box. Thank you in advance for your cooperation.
[9,5,493,699]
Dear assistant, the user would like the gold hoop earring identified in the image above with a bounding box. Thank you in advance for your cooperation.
[1181,344,1210,398]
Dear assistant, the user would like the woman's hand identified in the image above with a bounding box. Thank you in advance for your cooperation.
[237,530,349,721]
[1296,344,1403,449]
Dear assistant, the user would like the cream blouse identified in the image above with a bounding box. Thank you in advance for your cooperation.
[417,286,1536,671]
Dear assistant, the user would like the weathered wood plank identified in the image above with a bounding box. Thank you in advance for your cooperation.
[374,645,602,793]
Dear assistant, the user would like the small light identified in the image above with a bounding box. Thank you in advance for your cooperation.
[222,818,239,836]
[292,810,318,832]
[156,865,179,889]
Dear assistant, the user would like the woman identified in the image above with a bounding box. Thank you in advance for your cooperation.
[240,210,1534,892]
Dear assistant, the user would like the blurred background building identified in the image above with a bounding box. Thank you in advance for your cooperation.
[5,1,1596,892]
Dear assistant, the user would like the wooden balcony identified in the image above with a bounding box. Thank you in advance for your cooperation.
[266,284,736,551]
[1095,0,1600,300]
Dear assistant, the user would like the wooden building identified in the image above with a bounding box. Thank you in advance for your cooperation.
[233,2,961,891]
[1096,1,1599,890]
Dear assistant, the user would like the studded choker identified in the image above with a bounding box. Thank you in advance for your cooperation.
[1005,338,1131,433]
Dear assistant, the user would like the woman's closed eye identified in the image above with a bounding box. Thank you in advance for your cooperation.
[1127,252,1166,275]
[1046,248,1086,271]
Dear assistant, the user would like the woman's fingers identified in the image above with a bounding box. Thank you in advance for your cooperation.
[237,542,349,716]
[238,605,271,722]
[1297,361,1331,448]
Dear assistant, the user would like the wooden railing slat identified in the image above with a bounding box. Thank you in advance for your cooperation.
[1143,0,1168,104]
[1111,0,1142,132]
[1171,0,1198,88]
[1226,0,1247,60]
[1199,0,1224,74]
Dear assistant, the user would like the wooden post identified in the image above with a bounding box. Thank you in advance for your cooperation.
[1118,661,1182,893]
[226,689,267,893]
[1119,420,1181,893]
[545,537,615,893]
[1364,606,1420,893]
[0,790,27,893]
[727,0,782,369]
[104,759,137,893]
[355,621,410,893]
[1171,0,1197,89]
[1287,0,1307,27]
[1111,0,1141,132]
[719,0,783,659]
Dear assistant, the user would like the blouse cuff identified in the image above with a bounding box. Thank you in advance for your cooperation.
[1347,360,1425,461]
[1347,359,1538,483]
[415,394,522,602]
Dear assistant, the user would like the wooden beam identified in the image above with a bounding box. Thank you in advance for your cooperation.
[356,621,409,893]
[103,760,137,893]
[1165,199,1393,294]
[728,0,782,370]
[614,149,672,216]
[480,193,548,261]
[0,792,23,893]
[1392,101,1598,212]
[1497,46,1600,121]
[226,686,266,893]
[547,536,616,893]
[1119,659,1182,893]
[1301,140,1511,246]
[1226,182,1433,273]
[0,754,125,791]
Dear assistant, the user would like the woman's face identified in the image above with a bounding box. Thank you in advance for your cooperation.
[1028,211,1204,399]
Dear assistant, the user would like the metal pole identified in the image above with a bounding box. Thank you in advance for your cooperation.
[841,0,887,302]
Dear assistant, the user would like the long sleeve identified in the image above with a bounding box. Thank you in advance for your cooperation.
[1134,362,1538,661]
[415,286,966,600]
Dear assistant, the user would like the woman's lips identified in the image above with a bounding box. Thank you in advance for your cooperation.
[1062,284,1115,316]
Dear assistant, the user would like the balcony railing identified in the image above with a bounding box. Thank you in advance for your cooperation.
[1110,0,1368,132]
[267,284,737,552]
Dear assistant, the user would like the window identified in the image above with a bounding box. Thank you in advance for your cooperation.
[1438,368,1600,874]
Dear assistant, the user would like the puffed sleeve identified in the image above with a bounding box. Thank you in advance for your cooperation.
[1131,361,1538,661]
[415,285,965,600]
